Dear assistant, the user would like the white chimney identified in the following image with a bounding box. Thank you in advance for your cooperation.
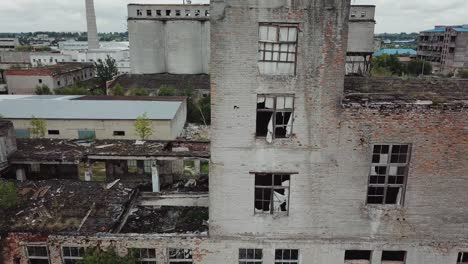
[85,0,100,50]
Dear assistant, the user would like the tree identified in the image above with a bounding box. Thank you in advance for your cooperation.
[95,55,118,92]
[458,70,468,79]
[128,87,149,96]
[78,247,136,264]
[134,113,153,140]
[372,54,405,76]
[35,85,53,95]
[111,83,125,96]
[0,181,18,210]
[30,116,46,138]
[406,59,432,76]
[197,95,211,125]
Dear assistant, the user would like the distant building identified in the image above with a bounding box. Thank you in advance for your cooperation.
[418,25,468,73]
[374,48,417,56]
[0,95,187,140]
[0,38,20,51]
[0,51,31,70]
[30,53,73,67]
[5,63,94,94]
[346,5,376,75]
[128,4,210,74]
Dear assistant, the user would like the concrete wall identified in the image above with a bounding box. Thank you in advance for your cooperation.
[8,119,177,140]
[30,54,72,67]
[171,100,188,139]
[0,121,17,170]
[348,6,375,53]
[128,4,210,74]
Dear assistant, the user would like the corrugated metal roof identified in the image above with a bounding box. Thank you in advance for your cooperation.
[0,98,181,120]
[454,27,468,32]
[374,49,417,56]
[421,28,446,33]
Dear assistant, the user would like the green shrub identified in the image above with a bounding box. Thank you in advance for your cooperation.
[458,70,468,79]
[78,248,136,264]
[0,181,18,210]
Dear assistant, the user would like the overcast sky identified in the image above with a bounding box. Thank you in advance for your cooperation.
[0,0,467,33]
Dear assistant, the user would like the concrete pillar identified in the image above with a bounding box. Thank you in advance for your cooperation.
[151,161,160,193]
[85,0,100,50]
[194,159,201,176]
[85,162,92,182]
[16,168,26,182]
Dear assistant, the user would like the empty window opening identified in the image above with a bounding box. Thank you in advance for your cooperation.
[449,47,455,53]
[258,23,298,75]
[275,249,299,264]
[351,11,357,18]
[361,11,367,17]
[195,10,201,16]
[113,131,125,136]
[128,160,138,174]
[38,79,43,84]
[255,173,290,215]
[131,248,157,264]
[166,10,172,16]
[382,251,406,263]
[345,250,372,262]
[30,163,40,173]
[62,246,85,264]
[26,245,50,264]
[256,95,294,142]
[205,10,210,16]
[169,248,192,264]
[146,10,152,16]
[137,9,142,16]
[48,130,60,135]
[458,252,468,264]
[239,248,262,264]
[367,144,411,205]
[185,10,191,16]
[175,10,181,16]
[156,10,162,16]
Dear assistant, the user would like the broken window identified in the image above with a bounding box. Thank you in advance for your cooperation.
[275,249,299,264]
[156,10,162,16]
[62,246,85,264]
[30,163,40,173]
[169,248,192,264]
[458,252,468,264]
[344,250,372,263]
[351,11,357,18]
[15,129,30,139]
[137,9,142,16]
[255,173,290,215]
[194,10,201,16]
[256,95,294,142]
[205,10,210,16]
[48,130,60,135]
[166,10,172,16]
[382,251,406,263]
[128,160,138,174]
[26,245,50,264]
[131,248,157,264]
[258,23,298,75]
[113,131,125,136]
[367,144,411,205]
[175,10,181,16]
[239,248,262,264]
[361,11,367,18]
[144,160,152,175]
[185,10,191,16]
[146,10,152,16]
[77,129,96,140]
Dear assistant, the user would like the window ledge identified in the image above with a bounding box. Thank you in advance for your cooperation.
[365,204,404,210]
[254,212,289,218]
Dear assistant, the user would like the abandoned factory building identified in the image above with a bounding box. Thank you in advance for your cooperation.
[0,1,467,264]
[0,95,187,140]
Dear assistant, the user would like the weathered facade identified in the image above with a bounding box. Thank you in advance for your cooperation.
[0,121,17,172]
[128,4,210,74]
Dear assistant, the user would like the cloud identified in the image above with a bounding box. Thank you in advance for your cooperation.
[0,0,466,33]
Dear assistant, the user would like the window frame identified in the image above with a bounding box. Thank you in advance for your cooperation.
[458,252,468,264]
[113,131,125,136]
[131,248,157,264]
[381,250,407,263]
[239,248,263,264]
[258,23,299,75]
[61,246,85,264]
[366,144,412,206]
[275,249,299,264]
[26,244,50,264]
[48,130,60,135]
[253,172,294,215]
[256,94,295,140]
[168,248,192,263]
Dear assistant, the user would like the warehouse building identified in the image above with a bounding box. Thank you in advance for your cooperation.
[0,95,187,140]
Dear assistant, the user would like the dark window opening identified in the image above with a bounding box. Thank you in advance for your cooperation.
[451,36,457,42]
[175,10,181,16]
[351,11,357,18]
[367,144,411,205]
[205,10,210,16]
[382,251,406,262]
[255,173,290,214]
[239,248,262,264]
[275,249,299,264]
[113,131,125,136]
[156,10,162,16]
[136,9,142,16]
[344,250,372,260]
[458,252,468,264]
[38,79,42,84]
[256,95,294,141]
[146,10,152,16]
[449,47,455,53]
[166,10,172,16]
[195,10,200,16]
[48,130,60,135]
[185,10,191,16]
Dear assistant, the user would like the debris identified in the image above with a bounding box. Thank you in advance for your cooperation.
[184,179,197,188]
[106,179,121,190]
[95,144,115,149]
[77,202,96,232]
[135,140,145,145]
